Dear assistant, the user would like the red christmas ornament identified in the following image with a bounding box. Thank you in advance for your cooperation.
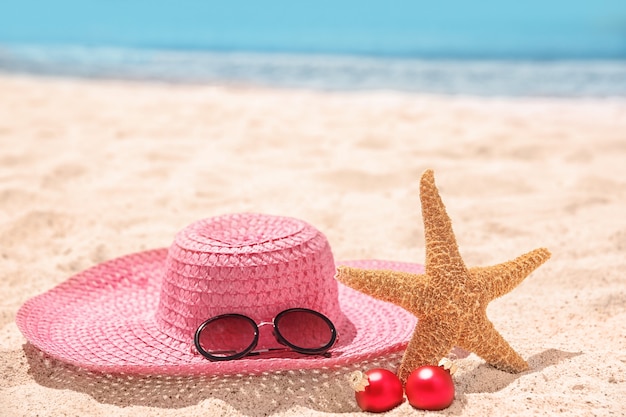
[350,368,404,413]
[405,365,455,411]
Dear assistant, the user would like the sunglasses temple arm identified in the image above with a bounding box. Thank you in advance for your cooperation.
[248,347,332,358]
[247,347,291,356]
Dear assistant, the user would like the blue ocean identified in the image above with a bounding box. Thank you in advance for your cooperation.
[1,0,626,97]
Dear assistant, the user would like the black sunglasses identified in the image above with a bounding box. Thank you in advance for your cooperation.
[194,308,337,361]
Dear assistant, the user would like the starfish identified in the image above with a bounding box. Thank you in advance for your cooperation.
[337,170,551,382]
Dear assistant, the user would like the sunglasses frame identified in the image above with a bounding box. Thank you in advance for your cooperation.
[194,307,337,361]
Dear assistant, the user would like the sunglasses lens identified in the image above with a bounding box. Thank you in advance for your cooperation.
[196,314,257,360]
[275,309,336,353]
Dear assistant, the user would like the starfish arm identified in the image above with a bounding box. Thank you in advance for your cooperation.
[458,312,528,373]
[397,316,459,382]
[420,170,469,287]
[335,266,429,314]
[469,248,551,299]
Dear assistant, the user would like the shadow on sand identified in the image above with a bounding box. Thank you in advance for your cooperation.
[24,344,582,415]
[456,348,583,394]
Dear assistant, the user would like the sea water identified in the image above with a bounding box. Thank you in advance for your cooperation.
[1,44,625,97]
[1,1,625,97]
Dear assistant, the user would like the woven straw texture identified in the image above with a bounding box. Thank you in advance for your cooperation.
[16,213,422,375]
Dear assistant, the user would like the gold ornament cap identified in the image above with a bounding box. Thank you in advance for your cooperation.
[438,358,458,375]
[348,371,370,392]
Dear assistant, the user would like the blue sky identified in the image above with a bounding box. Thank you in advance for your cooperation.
[1,1,625,57]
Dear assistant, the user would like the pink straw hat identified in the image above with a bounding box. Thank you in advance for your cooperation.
[17,213,422,375]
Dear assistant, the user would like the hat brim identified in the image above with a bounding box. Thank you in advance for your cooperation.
[16,249,422,375]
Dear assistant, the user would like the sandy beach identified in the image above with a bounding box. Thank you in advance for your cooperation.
[1,74,625,416]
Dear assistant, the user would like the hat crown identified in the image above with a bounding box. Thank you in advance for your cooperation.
[155,213,340,343]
